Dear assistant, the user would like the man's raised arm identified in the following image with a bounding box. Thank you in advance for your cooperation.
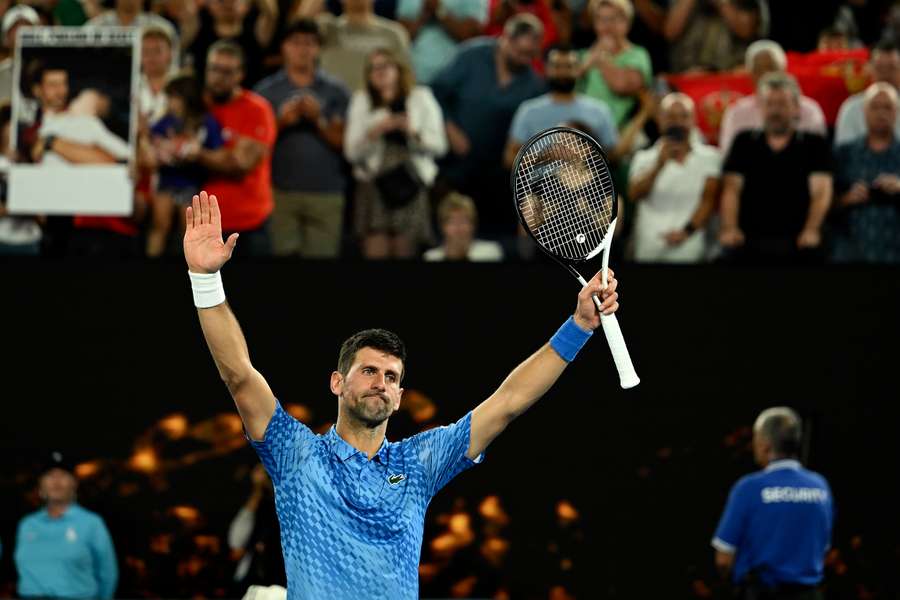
[184,191,275,440]
[467,271,619,459]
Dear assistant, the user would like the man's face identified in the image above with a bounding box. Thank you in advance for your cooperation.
[142,35,172,78]
[659,99,694,132]
[332,347,404,428]
[546,50,578,92]
[209,0,246,20]
[864,90,898,136]
[40,468,77,504]
[282,33,319,70]
[116,0,143,12]
[871,50,900,88]
[36,70,69,112]
[205,52,243,101]
[502,34,540,73]
[761,88,797,135]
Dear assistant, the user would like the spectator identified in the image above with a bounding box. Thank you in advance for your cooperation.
[344,47,446,258]
[254,19,349,258]
[146,75,225,257]
[86,0,177,44]
[431,14,545,236]
[576,0,652,129]
[14,452,118,600]
[139,26,177,128]
[834,40,900,147]
[423,192,503,261]
[719,40,827,155]
[228,464,285,592]
[504,44,618,169]
[0,5,40,103]
[628,92,720,263]
[712,408,833,599]
[816,26,849,52]
[831,82,900,263]
[194,41,277,257]
[396,0,487,84]
[663,0,768,73]
[0,102,41,255]
[183,0,280,88]
[486,0,562,49]
[719,72,833,263]
[317,0,410,91]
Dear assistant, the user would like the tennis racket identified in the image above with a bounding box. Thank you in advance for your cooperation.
[511,126,639,389]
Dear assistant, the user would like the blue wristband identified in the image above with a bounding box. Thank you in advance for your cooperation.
[550,316,593,362]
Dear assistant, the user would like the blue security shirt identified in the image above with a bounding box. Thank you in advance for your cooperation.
[251,402,483,599]
[14,503,118,599]
[712,459,834,588]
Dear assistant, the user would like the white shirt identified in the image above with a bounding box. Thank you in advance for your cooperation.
[139,74,168,126]
[629,140,721,263]
[423,240,503,262]
[39,114,131,166]
[344,86,447,185]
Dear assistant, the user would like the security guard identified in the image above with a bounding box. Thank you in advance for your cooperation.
[712,407,834,600]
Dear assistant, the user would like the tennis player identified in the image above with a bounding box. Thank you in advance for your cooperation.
[184,190,619,599]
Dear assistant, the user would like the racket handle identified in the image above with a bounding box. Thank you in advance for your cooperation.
[592,295,640,389]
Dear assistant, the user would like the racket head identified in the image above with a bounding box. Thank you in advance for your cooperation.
[510,126,618,264]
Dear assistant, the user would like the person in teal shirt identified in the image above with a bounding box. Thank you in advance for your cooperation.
[14,453,118,600]
[577,0,652,128]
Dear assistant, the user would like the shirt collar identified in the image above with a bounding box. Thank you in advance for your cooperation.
[327,426,389,463]
[41,502,77,520]
[764,459,802,472]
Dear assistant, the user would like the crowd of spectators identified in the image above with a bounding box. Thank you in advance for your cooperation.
[0,0,898,263]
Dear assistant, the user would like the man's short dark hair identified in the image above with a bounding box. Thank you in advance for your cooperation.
[873,39,899,56]
[754,407,803,458]
[337,329,407,380]
[282,18,322,45]
[208,39,245,69]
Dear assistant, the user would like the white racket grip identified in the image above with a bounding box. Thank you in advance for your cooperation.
[599,312,640,389]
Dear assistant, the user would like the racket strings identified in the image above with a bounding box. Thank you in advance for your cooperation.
[515,131,614,261]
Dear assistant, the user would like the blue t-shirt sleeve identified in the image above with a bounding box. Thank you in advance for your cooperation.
[713,478,752,553]
[203,114,224,149]
[250,401,317,485]
[395,0,422,19]
[89,516,118,600]
[413,412,483,496]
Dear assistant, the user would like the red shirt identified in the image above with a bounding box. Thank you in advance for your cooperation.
[206,89,277,232]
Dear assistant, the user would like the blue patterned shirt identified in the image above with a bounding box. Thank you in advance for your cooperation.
[832,138,900,263]
[251,402,482,599]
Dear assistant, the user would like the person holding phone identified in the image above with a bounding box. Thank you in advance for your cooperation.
[627,92,721,262]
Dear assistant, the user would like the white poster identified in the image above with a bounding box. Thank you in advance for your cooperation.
[7,27,139,215]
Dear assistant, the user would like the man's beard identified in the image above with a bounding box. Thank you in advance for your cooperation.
[209,89,233,104]
[347,392,393,428]
[765,116,792,136]
[548,77,577,93]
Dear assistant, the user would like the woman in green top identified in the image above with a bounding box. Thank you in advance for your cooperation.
[577,0,653,128]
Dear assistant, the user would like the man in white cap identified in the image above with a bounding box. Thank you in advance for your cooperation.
[0,5,41,104]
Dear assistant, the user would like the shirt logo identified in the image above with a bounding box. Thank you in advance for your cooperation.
[388,473,406,485]
[65,527,78,543]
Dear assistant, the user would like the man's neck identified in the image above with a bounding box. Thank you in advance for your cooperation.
[116,6,140,23]
[335,416,387,459]
[550,91,575,103]
[146,71,168,91]
[867,131,893,151]
[345,10,373,27]
[45,501,71,518]
[765,129,793,151]
[286,64,315,87]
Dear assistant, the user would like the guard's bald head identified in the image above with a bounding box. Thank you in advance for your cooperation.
[753,407,802,459]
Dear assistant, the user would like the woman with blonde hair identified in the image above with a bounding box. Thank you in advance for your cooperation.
[577,0,653,129]
[344,48,447,259]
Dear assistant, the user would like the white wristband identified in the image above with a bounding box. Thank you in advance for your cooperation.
[189,271,226,308]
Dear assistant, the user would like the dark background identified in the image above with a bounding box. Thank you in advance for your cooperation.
[0,259,898,598]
